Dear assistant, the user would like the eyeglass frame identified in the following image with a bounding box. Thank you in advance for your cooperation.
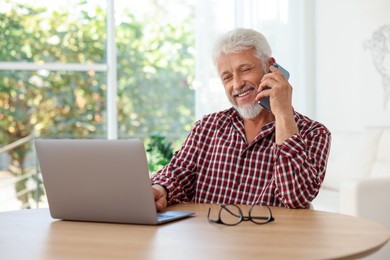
[207,204,275,226]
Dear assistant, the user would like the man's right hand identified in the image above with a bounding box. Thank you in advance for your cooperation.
[152,184,168,212]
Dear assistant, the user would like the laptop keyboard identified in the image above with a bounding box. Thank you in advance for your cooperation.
[157,212,175,219]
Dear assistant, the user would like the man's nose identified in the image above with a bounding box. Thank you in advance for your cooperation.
[233,75,245,89]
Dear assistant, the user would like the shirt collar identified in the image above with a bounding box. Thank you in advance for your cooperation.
[226,107,276,145]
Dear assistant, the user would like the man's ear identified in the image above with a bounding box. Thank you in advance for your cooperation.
[268,57,276,66]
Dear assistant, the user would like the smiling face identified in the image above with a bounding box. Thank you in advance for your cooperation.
[217,48,268,119]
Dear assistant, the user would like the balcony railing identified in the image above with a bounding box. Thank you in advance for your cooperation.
[0,135,46,211]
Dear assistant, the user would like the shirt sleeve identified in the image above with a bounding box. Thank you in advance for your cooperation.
[272,124,331,208]
[150,121,201,205]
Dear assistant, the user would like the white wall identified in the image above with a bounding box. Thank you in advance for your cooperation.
[315,0,390,132]
[315,3,390,258]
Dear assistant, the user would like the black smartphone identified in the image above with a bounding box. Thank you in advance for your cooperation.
[258,62,290,112]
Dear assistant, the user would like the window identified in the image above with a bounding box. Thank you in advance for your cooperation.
[0,0,196,210]
[115,1,196,140]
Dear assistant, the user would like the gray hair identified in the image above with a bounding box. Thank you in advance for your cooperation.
[212,28,272,70]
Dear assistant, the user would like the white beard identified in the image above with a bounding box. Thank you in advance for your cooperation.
[233,102,263,119]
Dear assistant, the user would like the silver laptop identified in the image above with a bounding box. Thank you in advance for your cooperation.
[34,139,194,225]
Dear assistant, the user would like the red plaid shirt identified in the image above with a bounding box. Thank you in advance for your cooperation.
[151,107,331,208]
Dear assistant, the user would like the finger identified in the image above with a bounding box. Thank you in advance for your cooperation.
[255,86,272,101]
[269,65,278,72]
[269,65,288,81]
[156,197,168,212]
[258,78,275,92]
[152,185,168,211]
[156,200,164,212]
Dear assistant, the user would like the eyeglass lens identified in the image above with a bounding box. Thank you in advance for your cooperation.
[219,205,243,225]
[249,205,274,224]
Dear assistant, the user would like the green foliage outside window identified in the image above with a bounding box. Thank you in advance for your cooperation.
[0,0,195,208]
[146,133,174,174]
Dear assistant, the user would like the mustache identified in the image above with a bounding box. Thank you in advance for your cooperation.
[232,85,258,98]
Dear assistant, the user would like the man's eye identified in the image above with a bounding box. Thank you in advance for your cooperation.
[241,67,252,72]
[223,75,232,81]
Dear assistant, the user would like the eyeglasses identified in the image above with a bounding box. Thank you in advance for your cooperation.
[207,204,274,226]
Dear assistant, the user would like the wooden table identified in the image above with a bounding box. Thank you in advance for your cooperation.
[0,204,389,260]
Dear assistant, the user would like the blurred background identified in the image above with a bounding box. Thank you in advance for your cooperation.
[1,0,389,213]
